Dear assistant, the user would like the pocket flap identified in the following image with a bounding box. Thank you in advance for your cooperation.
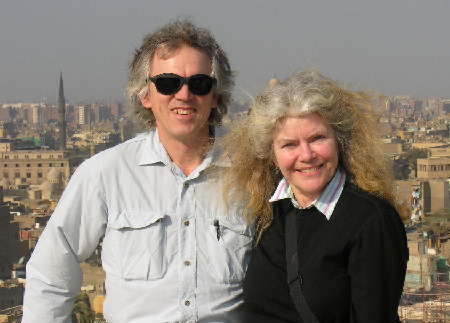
[209,217,254,236]
[109,211,166,229]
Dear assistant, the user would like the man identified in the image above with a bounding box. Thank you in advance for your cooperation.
[23,19,253,322]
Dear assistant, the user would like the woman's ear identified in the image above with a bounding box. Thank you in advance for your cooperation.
[272,152,279,167]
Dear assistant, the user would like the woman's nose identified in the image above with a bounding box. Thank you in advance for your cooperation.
[298,144,316,161]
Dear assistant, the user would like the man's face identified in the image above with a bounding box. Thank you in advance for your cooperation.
[140,45,218,144]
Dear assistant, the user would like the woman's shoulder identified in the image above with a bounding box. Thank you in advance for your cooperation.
[341,184,396,212]
[334,184,401,227]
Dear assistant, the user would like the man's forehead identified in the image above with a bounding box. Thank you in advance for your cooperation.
[153,44,210,62]
[150,45,212,76]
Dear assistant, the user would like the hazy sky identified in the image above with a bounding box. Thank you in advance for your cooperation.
[1,0,449,104]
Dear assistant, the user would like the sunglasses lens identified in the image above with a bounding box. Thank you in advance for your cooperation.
[189,75,213,95]
[155,77,181,95]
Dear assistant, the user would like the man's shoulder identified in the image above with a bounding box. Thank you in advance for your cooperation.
[79,131,152,171]
[105,131,150,153]
[93,131,149,157]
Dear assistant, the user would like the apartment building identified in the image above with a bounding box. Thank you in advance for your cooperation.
[0,206,10,280]
[0,283,23,311]
[416,157,450,179]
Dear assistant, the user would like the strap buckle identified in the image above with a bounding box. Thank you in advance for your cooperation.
[288,274,303,286]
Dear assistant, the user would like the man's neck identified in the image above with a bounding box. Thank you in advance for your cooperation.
[159,132,213,176]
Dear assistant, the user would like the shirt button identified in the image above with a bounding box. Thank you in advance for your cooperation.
[185,300,190,306]
[184,260,191,266]
[183,220,190,226]
[183,182,189,188]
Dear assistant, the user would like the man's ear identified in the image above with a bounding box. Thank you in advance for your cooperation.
[211,92,219,109]
[140,96,152,109]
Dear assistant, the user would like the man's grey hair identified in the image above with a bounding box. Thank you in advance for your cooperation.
[125,18,235,129]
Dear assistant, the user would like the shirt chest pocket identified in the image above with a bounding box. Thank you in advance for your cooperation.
[206,217,254,284]
[105,211,167,281]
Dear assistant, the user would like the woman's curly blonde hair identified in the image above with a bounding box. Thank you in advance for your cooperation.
[222,69,408,241]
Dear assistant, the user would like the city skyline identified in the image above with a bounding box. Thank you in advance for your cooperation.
[1,0,450,103]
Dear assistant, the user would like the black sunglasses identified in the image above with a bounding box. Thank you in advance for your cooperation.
[147,73,217,96]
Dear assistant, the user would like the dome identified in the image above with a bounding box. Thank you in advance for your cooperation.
[47,168,62,182]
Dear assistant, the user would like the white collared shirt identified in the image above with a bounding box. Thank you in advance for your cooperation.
[270,168,346,220]
[23,130,253,323]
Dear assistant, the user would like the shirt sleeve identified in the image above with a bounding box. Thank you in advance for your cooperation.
[348,205,408,323]
[22,162,108,322]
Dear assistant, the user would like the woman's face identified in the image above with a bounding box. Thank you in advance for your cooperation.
[272,113,339,207]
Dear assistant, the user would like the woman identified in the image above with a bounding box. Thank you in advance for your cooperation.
[222,70,408,322]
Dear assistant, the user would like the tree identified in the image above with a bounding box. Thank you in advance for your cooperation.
[393,157,412,180]
[72,293,94,323]
[393,148,428,179]
[402,147,428,170]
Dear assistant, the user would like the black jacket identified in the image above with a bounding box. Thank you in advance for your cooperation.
[243,184,408,322]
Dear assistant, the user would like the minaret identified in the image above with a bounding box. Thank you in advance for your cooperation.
[58,72,67,150]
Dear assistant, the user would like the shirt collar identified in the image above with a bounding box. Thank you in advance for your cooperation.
[139,129,171,166]
[269,168,346,220]
[138,128,229,168]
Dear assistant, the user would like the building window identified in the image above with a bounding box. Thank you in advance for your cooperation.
[49,163,53,167]
[26,172,31,178]
[15,164,19,167]
[3,164,7,167]
[38,173,42,178]
[61,163,64,167]
[58,155,62,158]
[15,172,20,178]
[4,156,9,159]
[3,172,8,178]
[27,163,31,167]
[25,155,29,159]
[37,155,41,159]
[38,163,42,167]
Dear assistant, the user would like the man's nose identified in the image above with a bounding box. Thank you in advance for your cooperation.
[175,84,194,101]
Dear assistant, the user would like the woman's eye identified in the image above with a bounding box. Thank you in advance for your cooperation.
[313,135,325,141]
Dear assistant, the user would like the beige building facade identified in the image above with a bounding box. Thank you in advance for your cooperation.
[0,150,84,187]
[416,157,450,180]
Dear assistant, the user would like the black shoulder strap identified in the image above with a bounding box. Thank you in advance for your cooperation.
[285,210,320,323]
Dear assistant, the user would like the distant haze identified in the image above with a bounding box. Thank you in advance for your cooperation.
[1,0,449,103]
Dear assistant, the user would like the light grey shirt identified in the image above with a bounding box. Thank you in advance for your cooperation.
[23,130,253,323]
